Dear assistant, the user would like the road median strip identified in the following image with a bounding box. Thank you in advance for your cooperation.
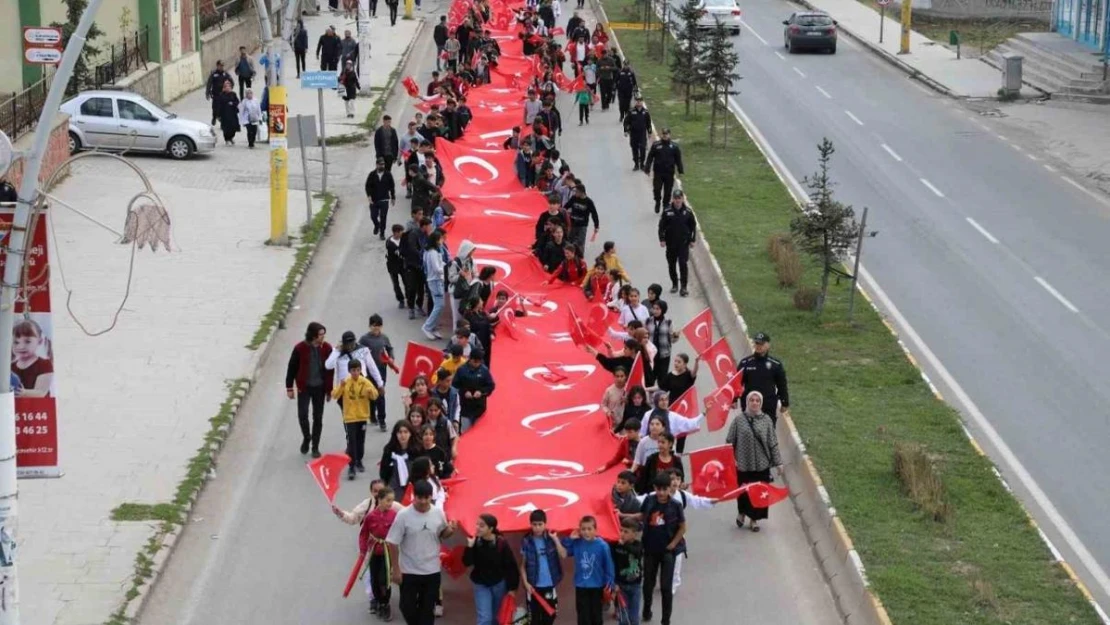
[598,1,1103,623]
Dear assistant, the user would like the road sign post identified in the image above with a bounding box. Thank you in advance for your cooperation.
[300,71,337,196]
[877,0,890,43]
[22,27,63,66]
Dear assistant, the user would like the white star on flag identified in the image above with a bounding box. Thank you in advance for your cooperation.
[467,177,484,185]
[490,105,506,113]
[508,502,539,516]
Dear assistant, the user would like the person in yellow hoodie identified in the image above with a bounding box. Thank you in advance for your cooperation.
[333,360,380,480]
[431,343,466,384]
[597,240,630,282]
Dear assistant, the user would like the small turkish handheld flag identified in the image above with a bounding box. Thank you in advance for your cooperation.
[689,445,739,499]
[704,385,733,432]
[498,593,517,625]
[670,386,699,419]
[342,551,366,598]
[498,304,520,340]
[681,307,714,356]
[699,337,737,388]
[746,482,790,508]
[627,353,645,388]
[399,341,443,388]
[402,76,420,98]
[307,453,351,504]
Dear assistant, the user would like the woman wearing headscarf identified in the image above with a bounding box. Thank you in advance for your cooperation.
[725,391,783,532]
[237,88,263,148]
[339,59,361,119]
[215,79,240,145]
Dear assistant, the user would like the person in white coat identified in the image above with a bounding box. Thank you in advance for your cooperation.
[327,331,384,406]
[237,89,264,148]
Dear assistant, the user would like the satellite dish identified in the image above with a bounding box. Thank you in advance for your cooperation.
[0,131,12,179]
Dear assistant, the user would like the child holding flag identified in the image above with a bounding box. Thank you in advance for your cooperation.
[519,509,567,625]
[361,486,399,619]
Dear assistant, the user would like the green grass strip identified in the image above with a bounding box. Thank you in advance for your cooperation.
[603,2,1100,623]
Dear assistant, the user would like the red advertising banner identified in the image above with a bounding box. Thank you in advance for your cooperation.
[0,208,61,478]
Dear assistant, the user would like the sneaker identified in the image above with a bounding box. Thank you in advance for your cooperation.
[381,604,393,621]
[654,204,661,214]
[397,301,405,309]
[680,288,689,297]
[434,604,444,617]
[669,285,679,294]
[380,423,388,432]
[423,328,438,340]
[300,438,310,454]
[643,610,653,622]
[370,599,379,614]
[348,466,356,480]
[408,309,416,320]
[311,448,322,459]
[356,462,366,473]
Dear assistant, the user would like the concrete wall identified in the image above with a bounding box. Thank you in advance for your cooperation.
[200,10,263,77]
[116,62,164,104]
[899,0,1052,20]
[1,113,72,191]
[39,0,145,65]
[0,2,22,94]
[160,50,203,102]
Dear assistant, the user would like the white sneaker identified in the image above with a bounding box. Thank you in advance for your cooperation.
[434,604,444,617]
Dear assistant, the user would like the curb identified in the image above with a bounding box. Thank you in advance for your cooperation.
[115,196,342,624]
[592,2,889,624]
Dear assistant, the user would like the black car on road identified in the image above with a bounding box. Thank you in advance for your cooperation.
[783,11,838,54]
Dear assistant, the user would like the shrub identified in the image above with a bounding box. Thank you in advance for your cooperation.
[893,442,952,523]
[793,286,819,311]
[766,232,793,263]
[775,245,803,288]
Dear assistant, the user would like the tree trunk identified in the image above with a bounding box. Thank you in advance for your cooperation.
[708,86,718,146]
[723,104,729,147]
[816,231,831,316]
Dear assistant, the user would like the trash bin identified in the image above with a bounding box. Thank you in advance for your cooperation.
[1001,54,1023,95]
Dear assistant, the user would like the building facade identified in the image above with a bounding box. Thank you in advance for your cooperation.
[1054,0,1109,53]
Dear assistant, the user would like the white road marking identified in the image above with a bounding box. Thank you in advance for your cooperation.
[975,121,990,131]
[1062,176,1086,191]
[997,134,1008,140]
[1034,276,1080,312]
[845,110,864,126]
[1027,153,1039,161]
[815,85,832,99]
[1008,143,1022,152]
[774,50,786,60]
[966,217,999,244]
[1044,164,1057,172]
[920,178,945,198]
[793,66,806,77]
[726,91,1110,607]
[741,20,769,45]
[1060,175,1110,208]
[881,143,903,162]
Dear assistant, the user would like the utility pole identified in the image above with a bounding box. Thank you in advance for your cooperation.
[899,0,912,54]
[1,1,109,622]
[259,0,305,244]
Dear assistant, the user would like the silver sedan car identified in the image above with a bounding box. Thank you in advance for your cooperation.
[60,90,217,159]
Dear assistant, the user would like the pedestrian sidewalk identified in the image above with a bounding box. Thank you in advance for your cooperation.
[18,16,422,625]
[797,0,1039,98]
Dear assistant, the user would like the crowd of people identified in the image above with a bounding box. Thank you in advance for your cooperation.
[278,2,795,624]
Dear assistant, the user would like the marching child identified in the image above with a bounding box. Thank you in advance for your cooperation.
[621,419,642,464]
[361,486,398,619]
[610,517,644,625]
[561,516,615,625]
[331,360,379,480]
[611,470,641,522]
[519,509,567,625]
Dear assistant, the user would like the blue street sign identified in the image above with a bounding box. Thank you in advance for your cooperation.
[300,71,338,90]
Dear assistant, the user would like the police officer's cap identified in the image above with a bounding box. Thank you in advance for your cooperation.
[634,94,643,101]
[753,332,771,344]
[672,189,684,198]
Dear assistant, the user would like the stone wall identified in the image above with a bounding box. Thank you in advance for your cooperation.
[201,10,264,77]
[116,63,165,105]
[161,52,205,103]
[2,114,72,192]
[900,0,1052,20]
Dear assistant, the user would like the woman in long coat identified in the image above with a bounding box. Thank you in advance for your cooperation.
[725,391,782,532]
[216,80,241,145]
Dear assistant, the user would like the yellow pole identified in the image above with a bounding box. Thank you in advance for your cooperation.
[269,85,289,245]
[899,0,912,54]
[405,0,414,19]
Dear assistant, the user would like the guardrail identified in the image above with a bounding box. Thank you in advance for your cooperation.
[0,75,53,143]
[94,27,150,89]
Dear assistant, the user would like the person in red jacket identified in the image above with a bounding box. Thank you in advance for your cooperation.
[285,321,334,458]
[545,244,588,285]
[361,487,399,619]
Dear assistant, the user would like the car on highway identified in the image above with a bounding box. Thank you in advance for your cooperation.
[783,11,838,53]
[697,0,742,35]
[60,90,217,160]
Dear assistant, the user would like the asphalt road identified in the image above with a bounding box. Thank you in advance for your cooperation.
[673,0,1110,607]
[136,9,840,625]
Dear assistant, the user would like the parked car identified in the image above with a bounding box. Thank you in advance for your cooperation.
[697,0,742,35]
[783,11,838,53]
[60,90,217,160]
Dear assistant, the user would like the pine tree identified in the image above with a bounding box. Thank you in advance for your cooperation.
[695,23,740,147]
[789,139,859,316]
[669,0,705,117]
[52,0,105,95]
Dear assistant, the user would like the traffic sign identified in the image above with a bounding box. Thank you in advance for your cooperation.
[877,0,892,6]
[24,48,63,65]
[23,27,62,46]
[300,71,338,90]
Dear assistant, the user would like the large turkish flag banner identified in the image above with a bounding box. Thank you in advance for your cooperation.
[436,139,525,197]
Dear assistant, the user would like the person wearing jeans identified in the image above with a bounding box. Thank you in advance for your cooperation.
[463,514,519,625]
[612,517,643,625]
[386,480,457,625]
[285,321,333,458]
[638,473,685,624]
[422,232,447,340]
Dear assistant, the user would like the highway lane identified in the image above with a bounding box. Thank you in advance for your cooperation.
[136,10,840,624]
[661,0,1110,605]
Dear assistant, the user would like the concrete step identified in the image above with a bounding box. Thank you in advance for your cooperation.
[1001,38,1101,77]
[1013,33,1105,73]
[1052,90,1110,104]
[989,42,1110,94]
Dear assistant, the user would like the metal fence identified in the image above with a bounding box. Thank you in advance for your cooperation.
[200,0,254,32]
[0,74,53,143]
[93,27,150,88]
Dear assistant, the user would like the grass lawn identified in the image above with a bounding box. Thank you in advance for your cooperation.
[602,3,1100,624]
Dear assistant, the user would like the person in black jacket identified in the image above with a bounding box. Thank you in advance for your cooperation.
[434,16,449,70]
[616,63,638,121]
[452,349,495,431]
[292,19,309,78]
[586,338,639,374]
[385,224,407,308]
[408,163,441,214]
[402,216,433,319]
[623,96,651,171]
[205,60,234,126]
[644,128,685,214]
[463,514,520,624]
[316,26,341,71]
[563,184,599,253]
[537,100,562,138]
[385,0,399,26]
[535,224,568,272]
[658,189,697,297]
[373,115,400,168]
[365,157,396,239]
[736,332,790,427]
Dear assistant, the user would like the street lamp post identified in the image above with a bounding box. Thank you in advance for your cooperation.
[0,0,110,622]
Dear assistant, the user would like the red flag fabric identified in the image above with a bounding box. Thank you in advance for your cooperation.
[399,341,443,388]
[441,544,468,578]
[704,385,734,432]
[689,445,739,500]
[402,76,420,98]
[699,337,737,388]
[627,353,645,388]
[551,26,566,36]
[670,386,699,419]
[435,139,525,197]
[746,482,790,508]
[307,453,351,503]
[681,307,713,356]
[498,593,517,625]
[498,304,520,339]
[342,551,367,597]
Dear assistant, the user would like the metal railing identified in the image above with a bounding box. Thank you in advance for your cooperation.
[93,27,150,88]
[0,74,53,143]
[200,0,254,32]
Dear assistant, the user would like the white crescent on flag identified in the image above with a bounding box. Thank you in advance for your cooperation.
[523,364,596,390]
[484,488,582,516]
[483,209,533,220]
[474,258,513,279]
[494,459,589,481]
[415,355,435,373]
[453,155,501,185]
[521,404,601,437]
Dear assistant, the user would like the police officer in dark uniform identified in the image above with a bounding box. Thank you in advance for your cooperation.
[615,62,638,121]
[644,128,685,214]
[657,188,697,297]
[597,50,617,110]
[736,332,790,427]
[622,95,651,171]
[205,60,234,126]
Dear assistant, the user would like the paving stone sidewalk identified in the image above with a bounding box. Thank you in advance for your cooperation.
[19,14,421,625]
